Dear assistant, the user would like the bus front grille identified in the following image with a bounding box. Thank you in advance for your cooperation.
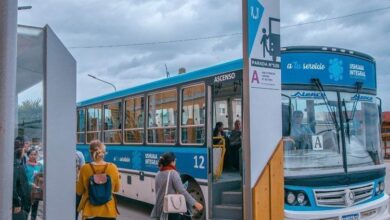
[313,182,374,207]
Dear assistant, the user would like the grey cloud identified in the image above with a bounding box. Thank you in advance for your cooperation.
[19,0,390,110]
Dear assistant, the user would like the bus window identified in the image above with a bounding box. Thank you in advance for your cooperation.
[103,101,122,144]
[77,108,86,143]
[181,84,205,145]
[231,98,242,129]
[213,100,228,130]
[147,89,177,144]
[87,104,102,143]
[124,96,145,144]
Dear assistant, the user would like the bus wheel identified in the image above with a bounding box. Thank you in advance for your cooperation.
[184,178,205,220]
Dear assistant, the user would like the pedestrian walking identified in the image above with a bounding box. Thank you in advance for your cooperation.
[15,135,31,165]
[151,152,203,220]
[25,148,44,220]
[13,143,31,220]
[76,140,120,220]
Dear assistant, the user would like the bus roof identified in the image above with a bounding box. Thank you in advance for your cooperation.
[281,46,375,62]
[78,46,376,107]
[77,59,243,107]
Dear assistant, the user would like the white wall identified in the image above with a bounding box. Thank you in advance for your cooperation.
[44,25,76,220]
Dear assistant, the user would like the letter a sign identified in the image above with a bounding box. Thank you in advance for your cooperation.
[312,135,324,151]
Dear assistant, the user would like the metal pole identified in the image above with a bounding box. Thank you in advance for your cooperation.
[0,0,18,219]
[88,74,117,92]
[242,0,252,219]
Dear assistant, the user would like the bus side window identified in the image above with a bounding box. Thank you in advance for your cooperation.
[77,108,86,144]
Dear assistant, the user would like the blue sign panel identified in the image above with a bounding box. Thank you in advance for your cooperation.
[77,145,208,180]
[281,52,376,90]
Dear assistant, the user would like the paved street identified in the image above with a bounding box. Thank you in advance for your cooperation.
[29,161,390,220]
[116,196,153,220]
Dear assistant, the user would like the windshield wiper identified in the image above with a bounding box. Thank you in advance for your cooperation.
[311,78,339,130]
[342,82,363,143]
[342,99,351,143]
[349,82,363,121]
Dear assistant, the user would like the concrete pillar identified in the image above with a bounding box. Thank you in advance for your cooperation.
[0,0,17,219]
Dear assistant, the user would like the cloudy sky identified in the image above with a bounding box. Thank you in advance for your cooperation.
[18,0,390,110]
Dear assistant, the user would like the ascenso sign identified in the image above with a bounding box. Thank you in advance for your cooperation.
[214,72,236,83]
[282,52,376,90]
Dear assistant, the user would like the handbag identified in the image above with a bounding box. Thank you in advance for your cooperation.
[163,171,187,214]
[31,172,44,201]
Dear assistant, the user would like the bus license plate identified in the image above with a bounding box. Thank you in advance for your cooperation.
[342,213,359,220]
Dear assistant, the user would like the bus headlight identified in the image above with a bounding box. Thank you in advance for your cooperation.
[286,192,296,205]
[285,190,311,206]
[297,192,308,206]
[379,181,385,193]
[375,181,385,195]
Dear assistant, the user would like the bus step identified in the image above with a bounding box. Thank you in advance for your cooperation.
[214,204,243,220]
[221,191,243,205]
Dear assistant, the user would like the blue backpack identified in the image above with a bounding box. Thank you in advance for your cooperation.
[88,163,112,206]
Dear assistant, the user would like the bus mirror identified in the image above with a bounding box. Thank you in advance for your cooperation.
[282,94,292,136]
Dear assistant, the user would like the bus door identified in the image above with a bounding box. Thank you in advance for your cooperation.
[208,75,243,219]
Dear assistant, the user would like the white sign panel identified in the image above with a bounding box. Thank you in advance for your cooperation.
[312,135,324,151]
[248,0,281,188]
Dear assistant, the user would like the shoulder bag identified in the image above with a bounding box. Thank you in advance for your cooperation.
[163,171,187,214]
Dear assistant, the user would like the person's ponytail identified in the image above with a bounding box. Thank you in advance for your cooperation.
[158,152,176,168]
[89,140,106,161]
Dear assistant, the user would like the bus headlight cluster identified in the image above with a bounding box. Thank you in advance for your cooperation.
[375,181,385,195]
[285,190,310,206]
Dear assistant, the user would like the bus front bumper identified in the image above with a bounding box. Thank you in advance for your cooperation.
[285,194,390,220]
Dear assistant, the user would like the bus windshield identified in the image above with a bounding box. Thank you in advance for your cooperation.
[341,93,383,169]
[283,91,343,173]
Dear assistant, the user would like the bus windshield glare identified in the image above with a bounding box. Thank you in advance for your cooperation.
[283,91,383,174]
[341,93,382,168]
[283,91,343,172]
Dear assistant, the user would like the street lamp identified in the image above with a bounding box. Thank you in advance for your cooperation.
[87,74,117,92]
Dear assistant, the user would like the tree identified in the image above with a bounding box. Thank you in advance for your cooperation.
[17,99,43,141]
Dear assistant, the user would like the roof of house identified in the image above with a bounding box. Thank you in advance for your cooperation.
[383,112,390,123]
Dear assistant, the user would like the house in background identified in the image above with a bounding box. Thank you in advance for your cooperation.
[382,112,390,158]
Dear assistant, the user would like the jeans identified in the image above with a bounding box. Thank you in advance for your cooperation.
[30,200,39,220]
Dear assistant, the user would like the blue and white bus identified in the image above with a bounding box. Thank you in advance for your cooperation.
[76,46,388,220]
[281,46,388,220]
[77,61,244,220]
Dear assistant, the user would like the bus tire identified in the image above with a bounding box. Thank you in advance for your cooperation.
[181,175,206,220]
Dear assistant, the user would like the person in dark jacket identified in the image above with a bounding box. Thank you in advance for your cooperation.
[13,144,31,220]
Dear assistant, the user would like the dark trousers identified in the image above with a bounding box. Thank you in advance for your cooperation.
[30,200,39,220]
[168,213,182,220]
[12,210,27,220]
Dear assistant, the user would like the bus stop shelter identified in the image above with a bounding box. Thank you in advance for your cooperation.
[0,3,76,218]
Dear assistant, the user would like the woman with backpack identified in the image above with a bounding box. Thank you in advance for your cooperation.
[151,152,203,220]
[76,140,120,220]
